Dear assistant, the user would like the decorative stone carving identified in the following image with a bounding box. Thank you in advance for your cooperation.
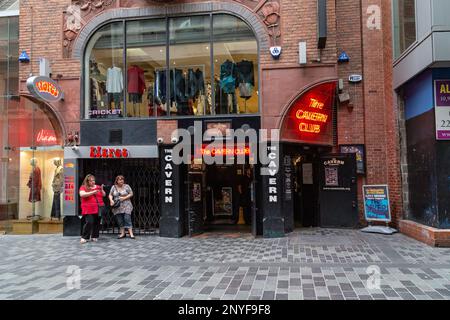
[63,1,117,58]
[257,0,281,45]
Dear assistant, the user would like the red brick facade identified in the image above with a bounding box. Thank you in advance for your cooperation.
[18,0,402,227]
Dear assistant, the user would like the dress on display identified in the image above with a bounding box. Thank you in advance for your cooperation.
[51,165,64,219]
[27,166,42,203]
[127,65,146,103]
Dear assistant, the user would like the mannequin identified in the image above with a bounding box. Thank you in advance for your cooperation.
[27,158,42,203]
[51,158,64,220]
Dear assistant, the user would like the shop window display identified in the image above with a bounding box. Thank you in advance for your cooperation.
[85,22,125,119]
[126,19,167,117]
[213,14,258,115]
[8,99,64,221]
[84,14,258,119]
[169,16,211,116]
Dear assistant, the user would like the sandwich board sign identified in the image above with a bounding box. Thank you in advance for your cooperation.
[361,185,397,235]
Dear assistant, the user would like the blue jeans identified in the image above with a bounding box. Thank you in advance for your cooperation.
[115,213,132,229]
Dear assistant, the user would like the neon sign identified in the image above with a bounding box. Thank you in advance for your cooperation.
[295,98,330,134]
[90,146,129,158]
[36,129,57,144]
[281,81,336,144]
[199,146,251,157]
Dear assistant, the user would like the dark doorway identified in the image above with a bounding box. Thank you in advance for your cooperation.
[293,153,319,227]
[79,158,160,235]
[185,163,255,235]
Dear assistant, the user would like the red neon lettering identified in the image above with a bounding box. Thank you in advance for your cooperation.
[299,123,321,133]
[309,98,324,109]
[36,129,57,144]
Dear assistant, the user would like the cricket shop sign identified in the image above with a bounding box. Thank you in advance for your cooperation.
[90,146,129,158]
[163,149,174,204]
[27,76,64,102]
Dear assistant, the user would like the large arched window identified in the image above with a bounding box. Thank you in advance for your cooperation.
[84,14,258,119]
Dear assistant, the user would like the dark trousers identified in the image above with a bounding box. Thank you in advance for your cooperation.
[50,192,61,219]
[81,214,100,240]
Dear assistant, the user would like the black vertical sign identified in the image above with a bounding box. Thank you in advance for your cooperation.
[261,145,284,238]
[159,147,183,237]
[283,155,294,233]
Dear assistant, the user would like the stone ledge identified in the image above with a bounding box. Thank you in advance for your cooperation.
[38,220,63,234]
[12,220,39,235]
[399,219,450,247]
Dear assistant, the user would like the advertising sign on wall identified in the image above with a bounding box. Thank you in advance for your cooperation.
[26,76,64,102]
[434,80,450,140]
[362,185,391,222]
[339,144,366,175]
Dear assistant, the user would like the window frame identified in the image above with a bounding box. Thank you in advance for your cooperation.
[81,12,260,121]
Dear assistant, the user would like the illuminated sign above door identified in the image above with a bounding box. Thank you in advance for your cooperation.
[281,82,336,145]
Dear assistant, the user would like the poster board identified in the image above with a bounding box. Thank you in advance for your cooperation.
[339,144,366,175]
[362,185,391,222]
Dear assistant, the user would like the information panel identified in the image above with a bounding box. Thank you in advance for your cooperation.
[362,185,391,222]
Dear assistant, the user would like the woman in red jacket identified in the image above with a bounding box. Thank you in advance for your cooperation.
[79,174,105,244]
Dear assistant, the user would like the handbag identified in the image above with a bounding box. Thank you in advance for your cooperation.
[111,186,121,208]
[239,83,253,98]
[94,193,106,225]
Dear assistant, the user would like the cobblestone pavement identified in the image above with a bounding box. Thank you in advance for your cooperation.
[0,228,450,300]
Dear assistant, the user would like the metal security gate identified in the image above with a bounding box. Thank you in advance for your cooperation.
[80,159,160,235]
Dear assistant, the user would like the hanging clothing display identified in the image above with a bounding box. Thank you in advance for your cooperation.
[27,166,42,203]
[127,65,146,103]
[106,66,124,93]
[236,60,255,98]
[51,164,64,219]
[220,60,238,94]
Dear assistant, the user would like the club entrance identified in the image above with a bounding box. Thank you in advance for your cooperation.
[185,163,256,236]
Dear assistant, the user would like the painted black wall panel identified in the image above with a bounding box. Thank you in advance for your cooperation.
[436,141,450,228]
[405,109,439,227]
[80,120,157,146]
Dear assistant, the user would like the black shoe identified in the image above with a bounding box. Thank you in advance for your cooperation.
[118,234,126,239]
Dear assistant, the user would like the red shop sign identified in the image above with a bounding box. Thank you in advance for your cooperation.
[90,146,129,158]
[36,129,57,144]
[281,82,336,145]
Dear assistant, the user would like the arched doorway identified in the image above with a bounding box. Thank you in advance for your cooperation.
[2,96,64,228]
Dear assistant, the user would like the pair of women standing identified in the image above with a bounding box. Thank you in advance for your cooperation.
[79,174,134,244]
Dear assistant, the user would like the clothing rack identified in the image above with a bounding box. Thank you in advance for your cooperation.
[155,64,207,115]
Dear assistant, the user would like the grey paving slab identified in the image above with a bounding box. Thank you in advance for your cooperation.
[0,228,450,300]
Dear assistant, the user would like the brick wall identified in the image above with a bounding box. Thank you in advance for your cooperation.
[18,0,402,226]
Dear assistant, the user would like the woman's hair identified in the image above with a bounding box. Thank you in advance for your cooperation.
[114,175,125,185]
[82,174,95,188]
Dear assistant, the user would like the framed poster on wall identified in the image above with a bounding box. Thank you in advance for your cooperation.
[213,187,233,216]
[339,144,366,175]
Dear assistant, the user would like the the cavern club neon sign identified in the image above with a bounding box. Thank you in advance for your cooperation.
[295,98,330,134]
[197,145,251,157]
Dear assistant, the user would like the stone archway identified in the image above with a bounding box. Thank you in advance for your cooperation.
[71,1,271,60]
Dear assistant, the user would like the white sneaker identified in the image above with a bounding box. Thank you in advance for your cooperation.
[91,238,98,242]
[80,238,88,244]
